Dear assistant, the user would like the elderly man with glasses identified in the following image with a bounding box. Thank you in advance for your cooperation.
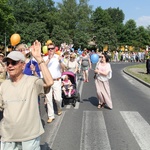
[0,40,53,150]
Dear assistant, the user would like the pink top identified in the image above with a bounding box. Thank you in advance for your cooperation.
[96,62,112,81]
[62,79,72,86]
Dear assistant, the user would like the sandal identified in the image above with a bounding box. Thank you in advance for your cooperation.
[97,103,104,109]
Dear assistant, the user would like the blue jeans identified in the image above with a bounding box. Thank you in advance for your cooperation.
[1,136,40,150]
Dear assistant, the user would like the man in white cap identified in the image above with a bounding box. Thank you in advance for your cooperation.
[0,40,53,150]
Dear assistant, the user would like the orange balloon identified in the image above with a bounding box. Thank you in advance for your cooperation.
[10,33,21,46]
[55,50,61,56]
[46,40,53,46]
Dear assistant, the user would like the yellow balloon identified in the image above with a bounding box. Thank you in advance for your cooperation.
[42,46,48,54]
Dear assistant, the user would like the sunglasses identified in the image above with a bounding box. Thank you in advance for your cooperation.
[6,60,20,66]
[48,47,55,51]
[18,49,25,52]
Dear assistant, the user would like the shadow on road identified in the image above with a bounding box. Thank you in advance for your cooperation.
[82,96,98,107]
[40,142,52,150]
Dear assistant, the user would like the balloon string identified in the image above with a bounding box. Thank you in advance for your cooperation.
[30,55,34,75]
[13,46,16,51]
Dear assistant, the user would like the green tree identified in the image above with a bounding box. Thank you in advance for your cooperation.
[53,0,92,48]
[95,27,117,51]
[135,26,150,49]
[56,0,78,36]
[8,0,56,44]
[0,0,15,45]
[122,19,137,46]
[90,7,117,50]
[105,7,125,28]
[51,25,71,46]
[91,7,112,31]
[74,0,92,49]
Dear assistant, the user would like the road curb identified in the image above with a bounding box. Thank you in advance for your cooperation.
[123,68,150,88]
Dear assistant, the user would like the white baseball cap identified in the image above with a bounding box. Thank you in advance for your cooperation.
[3,51,25,62]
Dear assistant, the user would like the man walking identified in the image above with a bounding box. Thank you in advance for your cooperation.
[0,40,53,150]
[44,42,65,123]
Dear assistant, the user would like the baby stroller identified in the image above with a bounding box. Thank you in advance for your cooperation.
[61,71,80,107]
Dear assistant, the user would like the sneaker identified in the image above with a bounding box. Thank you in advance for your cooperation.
[47,118,55,123]
[58,110,62,116]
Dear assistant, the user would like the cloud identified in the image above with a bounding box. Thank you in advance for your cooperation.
[136,16,150,27]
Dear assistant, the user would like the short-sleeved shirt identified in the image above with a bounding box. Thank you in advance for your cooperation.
[0,75,44,142]
[43,55,61,79]
[65,60,78,73]
[95,62,112,81]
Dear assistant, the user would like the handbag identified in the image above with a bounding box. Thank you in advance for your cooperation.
[93,73,97,79]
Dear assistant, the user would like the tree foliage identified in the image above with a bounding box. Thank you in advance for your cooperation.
[0,0,150,52]
[0,0,15,45]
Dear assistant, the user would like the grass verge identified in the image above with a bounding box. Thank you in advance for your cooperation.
[124,64,150,84]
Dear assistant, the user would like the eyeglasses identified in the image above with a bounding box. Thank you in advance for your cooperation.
[48,47,55,51]
[6,60,20,66]
[18,49,25,52]
[100,56,104,58]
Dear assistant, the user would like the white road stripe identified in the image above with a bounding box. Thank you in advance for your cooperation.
[65,101,80,109]
[120,111,150,150]
[74,101,80,109]
[41,111,65,148]
[80,111,111,150]
[74,80,83,109]
[66,104,71,109]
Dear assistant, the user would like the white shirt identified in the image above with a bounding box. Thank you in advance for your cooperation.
[43,54,62,79]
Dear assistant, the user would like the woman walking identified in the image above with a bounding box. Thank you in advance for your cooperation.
[94,53,113,109]
[80,49,91,82]
[65,53,78,74]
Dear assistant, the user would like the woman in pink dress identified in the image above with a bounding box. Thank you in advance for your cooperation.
[94,53,112,109]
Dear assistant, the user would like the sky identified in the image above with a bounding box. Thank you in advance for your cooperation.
[54,0,150,27]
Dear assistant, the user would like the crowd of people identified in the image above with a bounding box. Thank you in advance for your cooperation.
[112,51,147,63]
[0,40,149,149]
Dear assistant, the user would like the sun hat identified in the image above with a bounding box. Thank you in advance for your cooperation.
[3,51,25,62]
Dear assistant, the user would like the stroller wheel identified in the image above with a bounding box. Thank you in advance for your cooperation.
[72,102,76,107]
[72,98,76,107]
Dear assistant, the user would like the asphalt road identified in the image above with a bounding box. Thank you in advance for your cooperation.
[40,62,150,150]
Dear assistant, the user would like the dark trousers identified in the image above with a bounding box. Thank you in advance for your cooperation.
[146,59,150,74]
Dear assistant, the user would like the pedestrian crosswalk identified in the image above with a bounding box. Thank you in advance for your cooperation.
[41,110,150,150]
[121,111,150,150]
[80,111,111,150]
